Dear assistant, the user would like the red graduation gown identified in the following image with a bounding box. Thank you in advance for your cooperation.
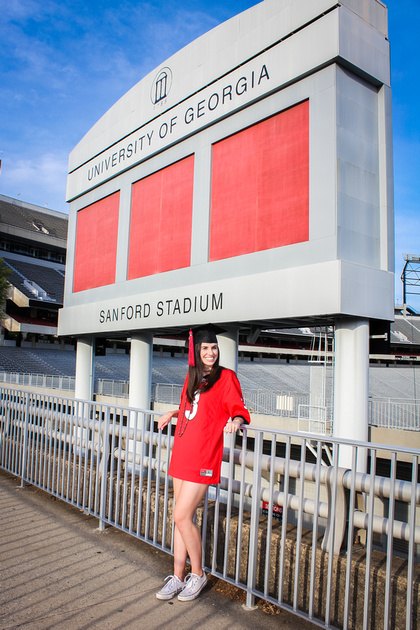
[168,368,250,484]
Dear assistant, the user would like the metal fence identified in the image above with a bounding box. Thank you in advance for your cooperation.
[0,385,418,630]
[368,397,420,431]
[96,378,129,398]
[0,371,75,392]
[2,372,420,430]
[297,404,333,436]
[153,383,315,418]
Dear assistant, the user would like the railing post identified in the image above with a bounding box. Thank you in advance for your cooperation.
[20,393,30,488]
[245,431,262,609]
[388,398,391,430]
[98,406,111,531]
[321,464,348,554]
[406,453,418,630]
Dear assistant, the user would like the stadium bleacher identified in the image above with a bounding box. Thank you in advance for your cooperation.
[3,259,65,303]
[391,315,420,346]
[0,347,75,376]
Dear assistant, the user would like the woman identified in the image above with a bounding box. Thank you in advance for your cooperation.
[156,326,250,602]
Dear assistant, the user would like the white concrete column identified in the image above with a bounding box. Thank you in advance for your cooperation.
[218,327,239,373]
[333,319,369,471]
[129,332,153,410]
[74,337,95,450]
[128,332,153,468]
[75,337,95,400]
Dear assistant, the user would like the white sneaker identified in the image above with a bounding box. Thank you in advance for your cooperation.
[177,572,207,601]
[156,575,186,600]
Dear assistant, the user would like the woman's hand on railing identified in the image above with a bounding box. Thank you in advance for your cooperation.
[158,410,178,431]
[224,417,243,434]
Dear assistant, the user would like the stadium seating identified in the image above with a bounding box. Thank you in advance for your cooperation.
[391,315,420,346]
[3,259,64,303]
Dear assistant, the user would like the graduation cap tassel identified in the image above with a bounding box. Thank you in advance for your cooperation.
[188,328,195,367]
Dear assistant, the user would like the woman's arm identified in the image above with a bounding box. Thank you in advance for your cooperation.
[222,370,251,426]
[158,409,179,430]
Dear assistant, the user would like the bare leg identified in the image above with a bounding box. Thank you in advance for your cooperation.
[172,478,209,578]
[173,480,187,580]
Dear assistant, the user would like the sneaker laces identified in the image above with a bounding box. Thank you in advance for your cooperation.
[162,574,182,587]
[184,573,203,587]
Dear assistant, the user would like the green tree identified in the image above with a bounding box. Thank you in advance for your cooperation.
[0,258,11,319]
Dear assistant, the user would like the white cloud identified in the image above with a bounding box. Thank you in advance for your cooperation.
[1,0,41,21]
[1,152,69,213]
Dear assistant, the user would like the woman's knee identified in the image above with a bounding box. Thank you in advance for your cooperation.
[173,505,191,530]
[173,481,208,530]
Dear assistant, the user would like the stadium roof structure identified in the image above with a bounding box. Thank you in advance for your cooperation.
[0,194,68,245]
[3,258,65,305]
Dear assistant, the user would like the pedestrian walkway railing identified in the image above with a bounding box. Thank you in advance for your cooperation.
[0,385,419,629]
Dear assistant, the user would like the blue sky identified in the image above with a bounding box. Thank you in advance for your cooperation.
[0,0,419,307]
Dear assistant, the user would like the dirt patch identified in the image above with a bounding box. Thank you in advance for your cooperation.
[207,574,281,615]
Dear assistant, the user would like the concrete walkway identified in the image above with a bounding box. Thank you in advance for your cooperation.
[0,470,317,630]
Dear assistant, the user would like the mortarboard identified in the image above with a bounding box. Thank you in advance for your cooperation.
[187,324,225,366]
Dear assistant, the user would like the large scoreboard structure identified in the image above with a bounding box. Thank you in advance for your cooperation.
[58,0,394,340]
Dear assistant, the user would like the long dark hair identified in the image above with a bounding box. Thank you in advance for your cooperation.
[186,342,223,403]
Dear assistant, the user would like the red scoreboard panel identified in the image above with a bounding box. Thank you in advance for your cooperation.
[128,155,195,279]
[210,101,309,261]
[73,191,120,292]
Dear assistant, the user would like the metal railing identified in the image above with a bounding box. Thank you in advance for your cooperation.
[153,382,314,417]
[2,371,420,431]
[0,385,418,630]
[297,403,333,436]
[0,371,75,391]
[96,378,129,397]
[369,397,420,431]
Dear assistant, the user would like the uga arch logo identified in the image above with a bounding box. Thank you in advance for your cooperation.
[151,67,173,105]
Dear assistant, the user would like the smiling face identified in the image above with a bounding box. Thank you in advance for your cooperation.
[200,342,219,373]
